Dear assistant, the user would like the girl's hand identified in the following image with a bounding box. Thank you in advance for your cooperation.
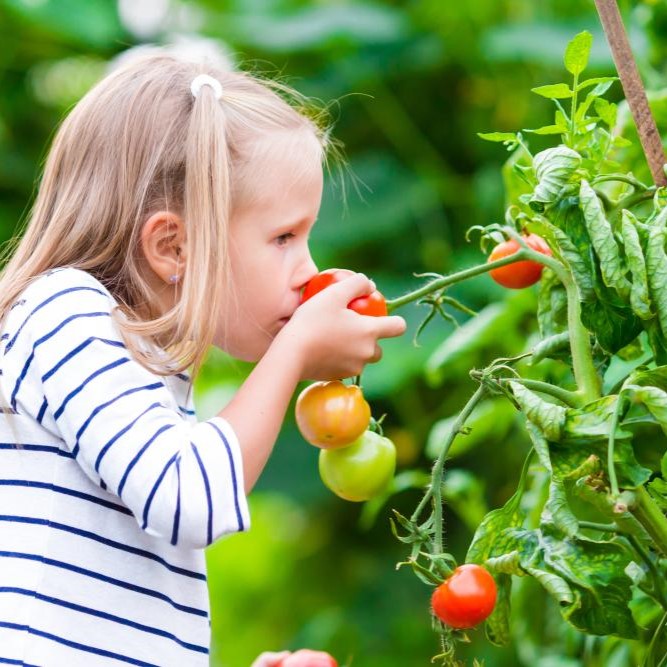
[278,272,406,381]
[250,652,290,667]
[251,649,338,667]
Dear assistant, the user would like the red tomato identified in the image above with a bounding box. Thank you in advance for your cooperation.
[295,381,371,449]
[488,233,552,289]
[319,430,396,502]
[431,564,497,629]
[301,268,388,316]
[277,650,338,667]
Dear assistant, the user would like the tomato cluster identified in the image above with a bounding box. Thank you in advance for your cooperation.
[295,270,396,502]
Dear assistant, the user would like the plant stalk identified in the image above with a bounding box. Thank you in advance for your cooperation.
[631,486,667,557]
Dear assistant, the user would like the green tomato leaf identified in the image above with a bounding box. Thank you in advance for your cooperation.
[524,124,569,136]
[477,131,519,143]
[526,422,580,538]
[594,98,618,129]
[560,396,651,488]
[564,31,593,76]
[507,526,639,638]
[645,208,667,338]
[579,180,631,300]
[576,76,618,92]
[531,84,573,99]
[529,147,582,212]
[509,382,567,442]
[537,268,569,339]
[621,210,653,320]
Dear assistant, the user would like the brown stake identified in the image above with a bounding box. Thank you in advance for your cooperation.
[594,0,667,187]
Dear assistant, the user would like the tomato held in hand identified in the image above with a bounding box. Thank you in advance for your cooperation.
[296,381,371,449]
[431,564,497,629]
[277,650,338,667]
[319,430,396,502]
[488,233,552,289]
[301,268,388,317]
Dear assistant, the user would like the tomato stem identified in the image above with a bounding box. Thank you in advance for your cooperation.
[630,486,667,558]
[430,385,488,555]
[502,378,584,408]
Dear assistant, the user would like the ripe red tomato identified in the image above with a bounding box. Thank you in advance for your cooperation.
[318,430,396,502]
[295,381,371,449]
[488,233,552,289]
[277,650,338,667]
[431,564,497,629]
[301,268,388,316]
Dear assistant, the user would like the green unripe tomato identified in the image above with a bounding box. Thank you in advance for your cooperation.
[318,430,396,502]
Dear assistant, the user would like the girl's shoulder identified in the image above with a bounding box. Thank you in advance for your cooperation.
[20,266,115,307]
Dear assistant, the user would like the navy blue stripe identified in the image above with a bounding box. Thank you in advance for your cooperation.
[0,657,39,667]
[4,286,108,355]
[54,357,131,420]
[0,443,73,458]
[0,587,208,654]
[43,336,125,383]
[141,452,178,531]
[0,480,131,515]
[0,514,205,581]
[0,621,160,667]
[0,552,208,617]
[179,406,196,416]
[171,457,181,546]
[11,312,111,411]
[36,396,48,423]
[190,442,213,546]
[208,421,244,532]
[117,424,176,497]
[72,382,164,456]
[94,402,162,473]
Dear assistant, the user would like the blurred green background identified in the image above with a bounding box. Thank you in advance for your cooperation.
[0,1,665,665]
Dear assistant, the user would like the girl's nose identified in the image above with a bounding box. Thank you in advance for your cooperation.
[296,253,318,290]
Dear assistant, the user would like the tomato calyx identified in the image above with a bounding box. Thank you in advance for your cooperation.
[300,268,388,316]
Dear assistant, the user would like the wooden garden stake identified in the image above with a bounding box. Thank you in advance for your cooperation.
[594,0,667,187]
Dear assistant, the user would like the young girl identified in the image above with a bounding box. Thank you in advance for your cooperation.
[0,51,406,666]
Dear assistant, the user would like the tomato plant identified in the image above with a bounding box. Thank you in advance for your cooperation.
[277,650,338,667]
[301,268,388,317]
[430,564,497,630]
[319,430,396,502]
[367,31,667,666]
[295,380,370,449]
[487,233,552,288]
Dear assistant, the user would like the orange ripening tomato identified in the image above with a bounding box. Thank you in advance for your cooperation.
[431,564,497,629]
[488,233,552,289]
[295,381,371,449]
[300,268,388,316]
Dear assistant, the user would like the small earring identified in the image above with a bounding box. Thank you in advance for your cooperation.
[169,274,180,284]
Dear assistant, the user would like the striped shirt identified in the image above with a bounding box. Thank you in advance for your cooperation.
[0,267,251,666]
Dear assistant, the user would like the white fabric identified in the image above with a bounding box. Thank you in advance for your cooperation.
[0,266,250,666]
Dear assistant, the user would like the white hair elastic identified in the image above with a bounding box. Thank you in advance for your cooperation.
[190,74,223,100]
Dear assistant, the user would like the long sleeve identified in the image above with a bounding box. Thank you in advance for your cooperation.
[3,267,250,549]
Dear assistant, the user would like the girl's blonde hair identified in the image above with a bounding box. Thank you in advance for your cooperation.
[0,50,338,382]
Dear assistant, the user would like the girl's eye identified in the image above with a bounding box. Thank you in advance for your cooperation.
[275,232,295,246]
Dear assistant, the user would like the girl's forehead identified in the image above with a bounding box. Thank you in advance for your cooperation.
[234,131,324,209]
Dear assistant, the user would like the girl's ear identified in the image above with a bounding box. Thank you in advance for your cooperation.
[140,211,188,284]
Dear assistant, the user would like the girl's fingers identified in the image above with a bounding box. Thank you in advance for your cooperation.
[375,315,407,339]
